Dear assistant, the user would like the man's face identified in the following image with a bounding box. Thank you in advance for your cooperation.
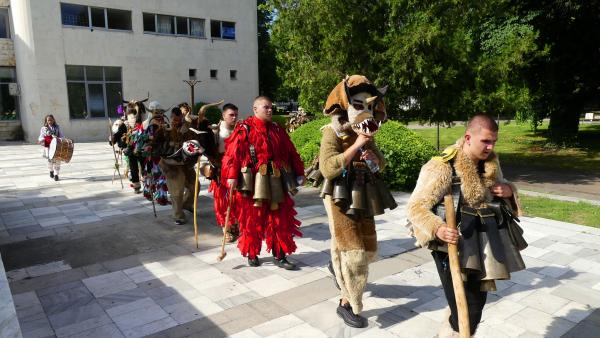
[465,128,498,161]
[253,99,273,122]
[222,108,238,127]
[171,114,182,127]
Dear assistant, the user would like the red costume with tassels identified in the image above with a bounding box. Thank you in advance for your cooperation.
[221,116,304,258]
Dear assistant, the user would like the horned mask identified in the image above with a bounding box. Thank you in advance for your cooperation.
[324,75,387,136]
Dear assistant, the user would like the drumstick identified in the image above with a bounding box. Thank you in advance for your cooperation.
[193,156,201,249]
[217,184,235,261]
[444,194,470,338]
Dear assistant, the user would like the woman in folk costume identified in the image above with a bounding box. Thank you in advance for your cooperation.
[157,102,218,225]
[38,114,64,181]
[406,114,526,337]
[222,96,305,269]
[204,103,240,242]
[319,75,397,328]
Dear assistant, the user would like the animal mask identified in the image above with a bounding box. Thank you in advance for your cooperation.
[324,75,387,136]
[122,95,149,125]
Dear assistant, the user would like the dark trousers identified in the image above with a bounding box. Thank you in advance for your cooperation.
[432,250,487,334]
[128,155,144,183]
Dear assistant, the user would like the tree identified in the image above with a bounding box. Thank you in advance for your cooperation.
[257,0,280,98]
[518,0,600,139]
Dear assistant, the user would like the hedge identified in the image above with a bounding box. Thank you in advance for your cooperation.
[290,118,437,191]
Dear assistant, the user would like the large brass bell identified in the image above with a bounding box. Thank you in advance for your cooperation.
[332,178,350,206]
[282,168,298,195]
[307,168,323,186]
[237,166,254,195]
[270,169,285,205]
[366,180,385,216]
[320,178,334,198]
[348,180,367,212]
[375,178,398,210]
[253,170,271,207]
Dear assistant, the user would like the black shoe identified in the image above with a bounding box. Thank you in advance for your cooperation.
[49,171,54,178]
[328,260,341,290]
[274,257,297,270]
[337,301,367,328]
[248,256,261,267]
[174,219,185,225]
[54,175,59,181]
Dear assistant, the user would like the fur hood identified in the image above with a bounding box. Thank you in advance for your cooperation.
[406,137,521,247]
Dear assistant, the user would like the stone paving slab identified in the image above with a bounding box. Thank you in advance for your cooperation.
[2,142,600,337]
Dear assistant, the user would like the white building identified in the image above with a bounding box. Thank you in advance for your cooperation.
[2,0,258,142]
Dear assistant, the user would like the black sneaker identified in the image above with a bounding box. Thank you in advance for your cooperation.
[274,257,297,270]
[328,260,341,290]
[49,171,54,178]
[174,219,185,225]
[248,256,261,267]
[54,175,59,181]
[336,301,367,328]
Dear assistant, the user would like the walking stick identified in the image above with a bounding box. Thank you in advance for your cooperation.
[108,118,124,189]
[193,156,201,249]
[444,194,470,338]
[217,184,235,261]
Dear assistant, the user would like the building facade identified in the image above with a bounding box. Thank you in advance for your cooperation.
[5,0,258,142]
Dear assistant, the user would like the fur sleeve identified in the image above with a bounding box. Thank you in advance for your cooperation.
[406,159,453,247]
[319,126,346,180]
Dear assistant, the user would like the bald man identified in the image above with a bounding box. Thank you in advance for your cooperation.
[406,114,525,337]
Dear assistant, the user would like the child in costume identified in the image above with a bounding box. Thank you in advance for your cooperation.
[38,114,64,181]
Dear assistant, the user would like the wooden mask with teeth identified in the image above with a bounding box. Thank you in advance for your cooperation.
[323,75,387,135]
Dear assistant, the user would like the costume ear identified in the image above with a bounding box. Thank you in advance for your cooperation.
[377,85,388,96]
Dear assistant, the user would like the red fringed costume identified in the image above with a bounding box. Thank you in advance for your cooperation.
[221,116,304,258]
[208,170,237,226]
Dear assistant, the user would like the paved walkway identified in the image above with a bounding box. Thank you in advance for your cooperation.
[1,142,600,338]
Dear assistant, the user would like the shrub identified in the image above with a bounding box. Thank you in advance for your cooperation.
[290,119,436,191]
[272,115,288,128]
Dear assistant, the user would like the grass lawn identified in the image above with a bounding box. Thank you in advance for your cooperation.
[411,121,600,172]
[520,195,600,228]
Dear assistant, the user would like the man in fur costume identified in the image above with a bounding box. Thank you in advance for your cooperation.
[319,75,397,328]
[406,114,525,337]
[222,96,305,269]
[204,103,240,242]
[157,102,219,225]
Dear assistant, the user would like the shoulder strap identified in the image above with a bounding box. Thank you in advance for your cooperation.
[241,123,257,165]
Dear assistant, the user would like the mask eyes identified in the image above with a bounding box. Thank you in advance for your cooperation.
[352,103,364,111]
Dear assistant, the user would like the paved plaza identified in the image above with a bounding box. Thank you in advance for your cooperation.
[1,142,600,338]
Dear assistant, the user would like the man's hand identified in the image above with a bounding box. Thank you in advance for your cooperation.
[296,176,305,186]
[354,134,372,148]
[227,179,237,188]
[360,149,379,165]
[490,183,513,198]
[435,225,459,245]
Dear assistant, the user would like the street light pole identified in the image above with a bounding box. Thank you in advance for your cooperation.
[183,79,201,109]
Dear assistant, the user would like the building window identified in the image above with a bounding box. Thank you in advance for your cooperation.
[61,3,131,31]
[143,13,205,38]
[0,67,17,120]
[189,69,196,79]
[0,8,10,38]
[211,20,235,40]
[210,69,217,79]
[230,70,237,80]
[65,65,123,119]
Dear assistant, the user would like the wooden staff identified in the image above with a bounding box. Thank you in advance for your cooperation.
[108,118,124,189]
[217,184,235,261]
[444,194,470,338]
[193,156,201,249]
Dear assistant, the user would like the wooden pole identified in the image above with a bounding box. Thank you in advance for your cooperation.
[443,194,470,338]
[217,184,235,261]
[193,156,201,249]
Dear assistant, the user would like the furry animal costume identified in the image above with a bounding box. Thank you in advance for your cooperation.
[320,75,396,315]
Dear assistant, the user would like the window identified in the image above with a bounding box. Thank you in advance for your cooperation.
[0,8,10,38]
[65,65,123,119]
[0,67,17,120]
[143,13,205,38]
[230,70,237,80]
[211,20,235,40]
[61,3,131,31]
[189,69,196,79]
[210,69,217,79]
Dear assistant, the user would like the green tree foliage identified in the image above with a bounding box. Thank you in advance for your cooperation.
[267,0,543,124]
[517,1,600,139]
[257,0,280,98]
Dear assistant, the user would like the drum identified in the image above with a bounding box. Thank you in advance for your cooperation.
[49,137,74,163]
